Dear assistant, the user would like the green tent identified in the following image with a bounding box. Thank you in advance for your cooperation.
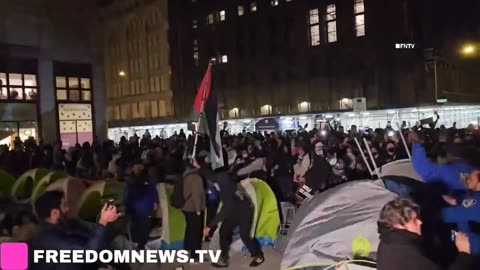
[158,183,186,250]
[209,179,281,253]
[73,180,126,222]
[30,171,70,207]
[0,170,15,198]
[11,168,49,202]
[241,179,280,246]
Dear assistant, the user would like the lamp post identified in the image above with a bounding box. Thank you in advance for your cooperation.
[424,48,440,103]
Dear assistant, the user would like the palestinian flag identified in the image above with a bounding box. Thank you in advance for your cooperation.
[194,62,224,170]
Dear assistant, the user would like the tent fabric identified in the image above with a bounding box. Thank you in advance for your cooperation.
[281,181,397,270]
[30,171,70,208]
[0,170,15,197]
[45,177,87,217]
[378,159,423,182]
[378,159,425,196]
[248,179,280,246]
[73,181,106,221]
[72,180,125,221]
[11,168,49,202]
[157,183,186,250]
[209,179,280,253]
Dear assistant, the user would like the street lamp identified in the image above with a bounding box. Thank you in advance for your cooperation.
[462,44,476,55]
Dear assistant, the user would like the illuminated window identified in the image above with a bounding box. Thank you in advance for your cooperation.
[221,55,228,63]
[250,2,257,12]
[326,4,337,43]
[193,40,199,66]
[207,13,214,24]
[238,5,245,16]
[220,10,226,21]
[354,0,366,36]
[260,105,272,115]
[309,9,320,46]
[56,76,91,102]
[0,73,37,101]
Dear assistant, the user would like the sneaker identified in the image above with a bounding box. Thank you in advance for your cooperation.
[249,255,265,267]
[211,258,229,268]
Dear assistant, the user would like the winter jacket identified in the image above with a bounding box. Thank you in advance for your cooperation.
[29,220,108,270]
[377,228,473,270]
[442,191,480,256]
[412,143,475,193]
[124,177,159,217]
[181,168,206,213]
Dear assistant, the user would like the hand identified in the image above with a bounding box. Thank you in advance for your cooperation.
[454,232,471,254]
[99,204,121,226]
[408,131,421,144]
[203,227,211,238]
[442,195,457,206]
[196,211,201,216]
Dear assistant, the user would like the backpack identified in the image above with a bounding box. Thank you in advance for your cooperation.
[206,182,220,205]
[171,174,190,209]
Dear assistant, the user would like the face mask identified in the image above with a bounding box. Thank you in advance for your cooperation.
[329,156,338,166]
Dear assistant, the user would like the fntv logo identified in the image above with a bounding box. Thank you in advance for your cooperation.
[395,43,416,49]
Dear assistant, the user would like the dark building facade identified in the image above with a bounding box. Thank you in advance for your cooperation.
[169,0,480,120]
[0,0,106,147]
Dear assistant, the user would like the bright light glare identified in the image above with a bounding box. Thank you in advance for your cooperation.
[463,45,475,54]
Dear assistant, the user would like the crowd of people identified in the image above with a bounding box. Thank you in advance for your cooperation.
[1,115,480,269]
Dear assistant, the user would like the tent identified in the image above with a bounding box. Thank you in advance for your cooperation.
[209,179,280,254]
[72,180,125,221]
[30,171,70,208]
[378,159,425,197]
[281,181,397,270]
[156,183,186,250]
[43,177,87,217]
[0,170,15,198]
[378,159,422,182]
[10,168,49,202]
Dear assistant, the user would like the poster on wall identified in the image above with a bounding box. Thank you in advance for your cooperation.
[58,104,93,149]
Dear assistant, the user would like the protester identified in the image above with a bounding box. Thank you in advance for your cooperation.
[30,191,120,269]
[441,167,480,256]
[123,160,159,250]
[377,197,474,270]
[203,172,265,267]
[409,131,476,193]
[181,156,207,261]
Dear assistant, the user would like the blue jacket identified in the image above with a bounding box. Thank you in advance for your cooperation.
[442,191,480,256]
[124,181,159,217]
[412,143,475,193]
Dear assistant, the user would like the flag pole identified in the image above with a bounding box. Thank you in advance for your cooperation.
[191,61,213,161]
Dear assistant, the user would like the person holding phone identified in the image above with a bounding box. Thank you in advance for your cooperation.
[31,191,120,270]
[377,198,473,270]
